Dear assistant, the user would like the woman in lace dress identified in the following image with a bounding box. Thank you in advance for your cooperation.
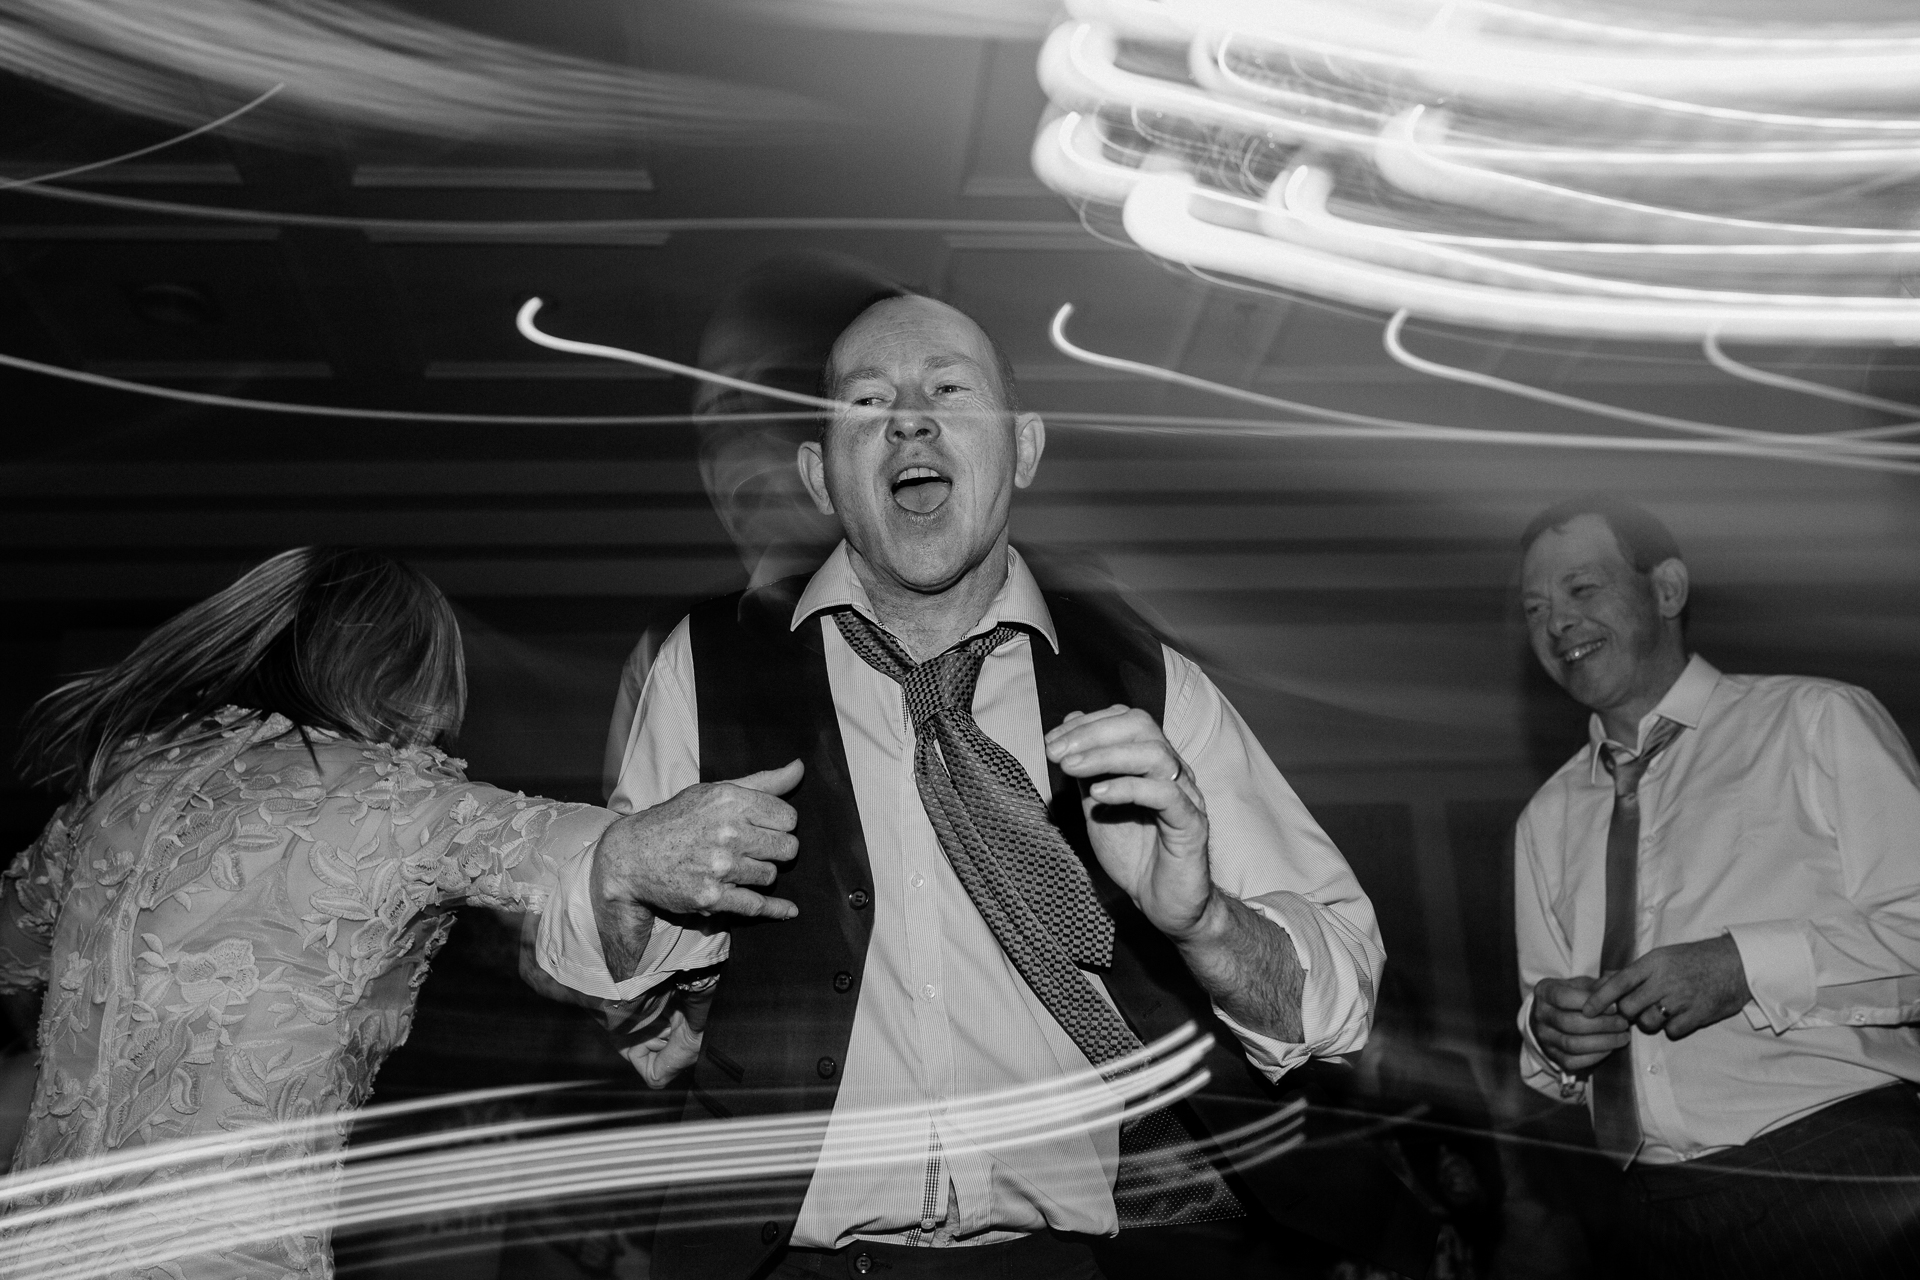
[0,548,650,1279]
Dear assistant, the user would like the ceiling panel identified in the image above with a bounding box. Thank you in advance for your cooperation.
[2,233,330,365]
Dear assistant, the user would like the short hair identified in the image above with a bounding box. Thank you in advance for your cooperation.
[18,547,466,796]
[819,294,1021,437]
[1519,494,1684,573]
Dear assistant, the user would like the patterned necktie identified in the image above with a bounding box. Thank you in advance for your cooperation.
[1590,715,1686,1168]
[833,609,1242,1226]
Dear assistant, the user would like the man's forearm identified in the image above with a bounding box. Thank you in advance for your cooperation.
[1176,889,1306,1043]
[590,844,655,984]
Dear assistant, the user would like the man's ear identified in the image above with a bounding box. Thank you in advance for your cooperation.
[1650,557,1689,619]
[1012,412,1046,490]
[797,439,835,515]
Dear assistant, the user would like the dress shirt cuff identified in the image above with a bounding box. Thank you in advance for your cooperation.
[1210,1003,1308,1082]
[1516,991,1584,1103]
[1727,920,1818,1034]
[1232,890,1377,1077]
[533,837,730,1002]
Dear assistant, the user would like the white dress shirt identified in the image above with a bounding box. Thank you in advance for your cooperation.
[1516,654,1920,1164]
[537,543,1382,1246]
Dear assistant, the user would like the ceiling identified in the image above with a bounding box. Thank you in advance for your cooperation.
[3,1,1917,805]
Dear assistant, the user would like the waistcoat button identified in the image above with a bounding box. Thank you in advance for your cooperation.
[760,1221,781,1245]
[846,888,871,910]
[817,1056,838,1079]
[853,1252,874,1275]
[832,971,854,993]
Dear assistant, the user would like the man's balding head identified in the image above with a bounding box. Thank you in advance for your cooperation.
[797,294,1045,604]
[824,295,1020,421]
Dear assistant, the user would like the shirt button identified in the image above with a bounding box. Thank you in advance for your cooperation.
[1647,1063,1660,1075]
[846,889,871,910]
[909,873,926,890]
[816,1056,838,1079]
[832,971,854,993]
[921,983,937,1001]
[921,1216,937,1231]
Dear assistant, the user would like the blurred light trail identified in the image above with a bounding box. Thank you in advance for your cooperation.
[0,1027,1246,1280]
[717,0,1055,40]
[503,296,1920,473]
[0,0,833,149]
[0,347,819,426]
[1045,305,1920,474]
[0,84,279,192]
[1703,333,1920,427]
[1032,1,1920,346]
[0,172,1091,239]
[1378,311,1920,451]
[517,299,844,412]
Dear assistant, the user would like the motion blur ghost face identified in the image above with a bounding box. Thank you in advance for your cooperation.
[1520,513,1689,735]
[799,296,1043,598]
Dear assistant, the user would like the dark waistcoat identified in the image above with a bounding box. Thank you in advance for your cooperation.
[649,576,1436,1280]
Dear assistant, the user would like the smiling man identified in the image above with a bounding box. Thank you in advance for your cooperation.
[557,293,1409,1280]
[1514,494,1920,1278]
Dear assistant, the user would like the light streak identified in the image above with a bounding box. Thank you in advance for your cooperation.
[1045,305,1920,475]
[716,0,1054,40]
[1702,333,1920,432]
[0,0,834,149]
[1032,4,1920,352]
[0,1027,1264,1280]
[0,173,1092,240]
[1157,0,1920,106]
[0,85,282,192]
[515,299,844,412]
[1121,172,1920,345]
[1373,108,1920,246]
[0,347,818,426]
[1381,311,1918,456]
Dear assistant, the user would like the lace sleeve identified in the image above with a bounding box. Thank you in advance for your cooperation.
[0,801,81,992]
[409,784,620,916]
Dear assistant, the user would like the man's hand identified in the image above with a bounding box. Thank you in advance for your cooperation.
[1582,935,1752,1040]
[1531,976,1631,1073]
[590,760,804,981]
[1045,705,1213,940]
[621,981,716,1089]
[1046,704,1306,1042]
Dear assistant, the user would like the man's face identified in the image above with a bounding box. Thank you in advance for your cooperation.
[799,297,1043,595]
[1520,514,1683,718]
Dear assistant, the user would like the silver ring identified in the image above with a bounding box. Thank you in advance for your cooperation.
[1656,1001,1670,1019]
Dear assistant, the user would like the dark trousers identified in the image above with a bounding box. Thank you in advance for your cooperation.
[769,1233,1105,1280]
[1617,1082,1920,1280]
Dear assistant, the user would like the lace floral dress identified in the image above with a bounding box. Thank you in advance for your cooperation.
[0,711,618,1278]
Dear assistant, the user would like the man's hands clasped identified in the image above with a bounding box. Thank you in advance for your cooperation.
[1532,935,1754,1076]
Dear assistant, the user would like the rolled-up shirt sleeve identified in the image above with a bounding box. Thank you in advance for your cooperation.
[1164,647,1384,1080]
[535,617,730,1001]
[1731,685,1920,1034]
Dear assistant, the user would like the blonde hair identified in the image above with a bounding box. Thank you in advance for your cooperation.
[18,547,466,797]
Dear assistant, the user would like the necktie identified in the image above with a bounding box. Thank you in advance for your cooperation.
[833,609,1241,1226]
[1590,716,1686,1168]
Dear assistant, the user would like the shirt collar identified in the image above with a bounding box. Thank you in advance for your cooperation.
[789,540,1060,654]
[1586,653,1720,783]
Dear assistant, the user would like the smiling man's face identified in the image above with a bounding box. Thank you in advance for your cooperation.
[1521,513,1687,727]
[799,296,1042,598]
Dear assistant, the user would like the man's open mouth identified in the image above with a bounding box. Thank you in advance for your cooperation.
[1559,638,1606,665]
[891,465,952,514]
